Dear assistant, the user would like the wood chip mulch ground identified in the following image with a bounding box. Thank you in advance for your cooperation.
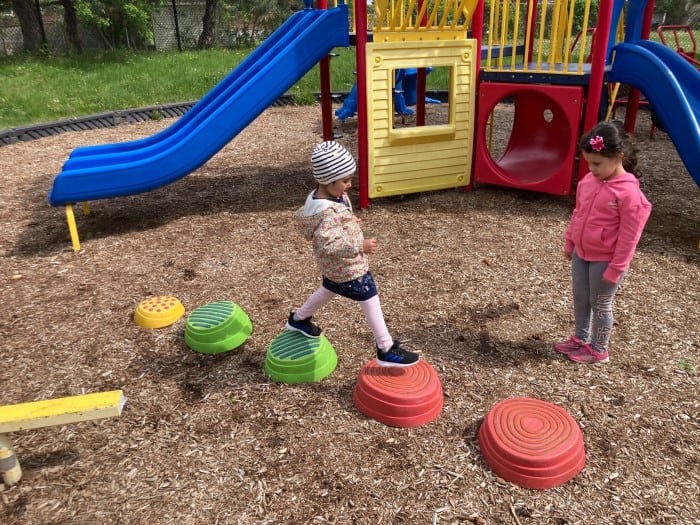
[0,103,698,525]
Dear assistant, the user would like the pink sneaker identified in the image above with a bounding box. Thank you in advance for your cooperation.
[568,344,609,364]
[554,335,586,355]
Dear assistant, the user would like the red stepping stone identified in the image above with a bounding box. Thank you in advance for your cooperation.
[478,397,586,489]
[352,359,443,428]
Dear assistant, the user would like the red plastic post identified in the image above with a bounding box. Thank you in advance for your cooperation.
[465,0,485,193]
[526,0,539,63]
[317,0,334,141]
[582,0,612,135]
[624,0,655,133]
[355,0,370,208]
[416,0,428,126]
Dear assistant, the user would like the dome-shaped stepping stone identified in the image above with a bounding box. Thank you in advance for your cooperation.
[478,397,586,489]
[352,359,443,428]
[185,301,252,354]
[134,296,185,329]
[264,331,337,384]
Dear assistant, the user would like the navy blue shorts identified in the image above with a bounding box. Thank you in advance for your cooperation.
[322,272,378,301]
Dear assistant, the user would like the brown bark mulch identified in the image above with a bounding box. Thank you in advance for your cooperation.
[0,104,698,524]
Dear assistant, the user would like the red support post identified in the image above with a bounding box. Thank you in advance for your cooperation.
[582,0,613,135]
[355,0,370,208]
[526,1,539,63]
[318,0,334,140]
[416,0,428,126]
[623,0,655,133]
[466,0,485,193]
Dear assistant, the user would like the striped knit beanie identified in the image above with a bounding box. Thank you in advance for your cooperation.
[311,141,357,184]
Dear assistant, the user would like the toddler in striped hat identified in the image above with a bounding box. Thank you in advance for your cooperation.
[284,141,420,367]
[311,140,357,184]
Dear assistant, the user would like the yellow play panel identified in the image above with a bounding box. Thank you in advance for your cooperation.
[365,39,477,199]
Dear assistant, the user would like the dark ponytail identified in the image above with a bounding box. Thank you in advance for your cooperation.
[579,120,639,175]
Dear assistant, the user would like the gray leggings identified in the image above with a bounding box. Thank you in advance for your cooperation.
[571,250,625,352]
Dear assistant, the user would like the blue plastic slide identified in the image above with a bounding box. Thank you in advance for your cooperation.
[608,40,700,186]
[64,9,319,162]
[48,6,350,206]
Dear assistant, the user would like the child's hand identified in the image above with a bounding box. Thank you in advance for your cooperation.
[363,238,378,254]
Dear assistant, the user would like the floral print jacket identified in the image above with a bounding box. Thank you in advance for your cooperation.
[294,190,369,283]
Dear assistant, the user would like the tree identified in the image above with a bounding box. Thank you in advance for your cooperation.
[58,0,82,53]
[654,0,699,25]
[198,0,218,49]
[683,0,700,25]
[10,0,44,51]
[688,1,700,26]
[74,0,154,49]
[228,0,291,47]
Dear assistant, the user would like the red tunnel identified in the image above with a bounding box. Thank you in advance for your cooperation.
[474,82,585,195]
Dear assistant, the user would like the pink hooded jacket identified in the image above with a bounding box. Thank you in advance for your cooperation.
[565,171,652,284]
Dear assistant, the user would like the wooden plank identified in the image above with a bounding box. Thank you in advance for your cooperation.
[0,390,126,433]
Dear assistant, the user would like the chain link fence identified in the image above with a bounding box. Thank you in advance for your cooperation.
[152,2,207,51]
[0,4,106,55]
[0,1,287,55]
[1,2,698,56]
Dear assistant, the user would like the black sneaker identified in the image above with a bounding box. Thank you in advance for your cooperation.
[285,311,322,338]
[376,340,420,367]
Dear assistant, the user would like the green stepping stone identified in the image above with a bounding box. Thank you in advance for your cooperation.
[185,301,252,354]
[264,331,337,384]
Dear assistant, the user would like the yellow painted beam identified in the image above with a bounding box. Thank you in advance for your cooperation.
[0,390,126,433]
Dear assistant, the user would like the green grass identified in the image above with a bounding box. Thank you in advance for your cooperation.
[2,28,697,130]
[0,47,362,130]
[0,45,455,130]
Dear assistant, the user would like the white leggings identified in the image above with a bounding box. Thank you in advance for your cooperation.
[295,287,393,349]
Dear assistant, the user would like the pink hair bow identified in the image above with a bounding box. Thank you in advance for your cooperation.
[589,135,605,152]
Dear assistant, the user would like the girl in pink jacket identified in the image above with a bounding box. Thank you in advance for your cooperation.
[556,121,652,364]
[285,141,419,367]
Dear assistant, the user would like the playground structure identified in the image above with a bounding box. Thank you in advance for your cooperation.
[47,0,699,250]
[0,390,125,486]
[25,2,697,491]
[335,0,699,206]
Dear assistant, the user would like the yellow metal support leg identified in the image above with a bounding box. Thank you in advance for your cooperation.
[65,204,81,252]
[605,82,621,122]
